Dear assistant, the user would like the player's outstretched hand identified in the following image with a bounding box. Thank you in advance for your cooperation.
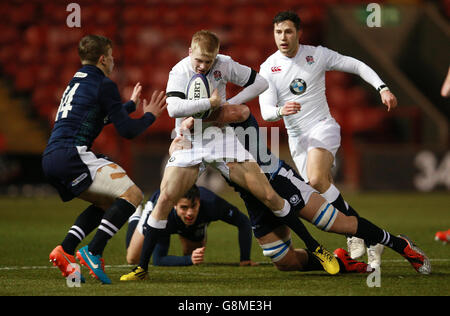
[239,260,259,267]
[380,90,397,112]
[191,246,205,265]
[130,82,143,108]
[143,90,167,118]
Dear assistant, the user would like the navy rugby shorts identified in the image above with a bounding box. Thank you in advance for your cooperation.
[42,146,111,202]
[241,161,314,238]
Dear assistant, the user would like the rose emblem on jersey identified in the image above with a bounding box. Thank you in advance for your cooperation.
[306,55,315,65]
[213,70,222,81]
[289,78,307,95]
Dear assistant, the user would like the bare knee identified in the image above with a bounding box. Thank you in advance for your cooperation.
[308,175,330,193]
[263,188,279,207]
[120,185,144,208]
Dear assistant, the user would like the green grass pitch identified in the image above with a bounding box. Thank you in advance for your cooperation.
[0,191,449,296]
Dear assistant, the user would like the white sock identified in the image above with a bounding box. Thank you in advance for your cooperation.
[128,205,143,223]
[146,214,168,229]
[321,184,340,203]
[273,199,290,217]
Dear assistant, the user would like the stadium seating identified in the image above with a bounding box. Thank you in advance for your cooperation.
[0,0,433,161]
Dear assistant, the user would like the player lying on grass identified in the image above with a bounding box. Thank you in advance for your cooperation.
[44,35,167,284]
[122,185,257,274]
[169,107,431,275]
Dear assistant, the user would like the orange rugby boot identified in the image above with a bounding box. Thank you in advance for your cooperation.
[49,245,85,283]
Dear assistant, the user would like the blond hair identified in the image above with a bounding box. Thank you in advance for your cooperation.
[190,30,220,58]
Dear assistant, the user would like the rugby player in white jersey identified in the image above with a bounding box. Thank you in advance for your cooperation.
[259,11,398,266]
[137,30,340,277]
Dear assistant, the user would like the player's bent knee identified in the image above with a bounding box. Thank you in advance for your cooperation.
[86,163,139,206]
[264,188,279,205]
[308,175,328,192]
[120,185,143,208]
[312,202,338,231]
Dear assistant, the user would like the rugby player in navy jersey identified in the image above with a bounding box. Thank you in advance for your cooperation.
[43,35,167,284]
[120,185,257,280]
[169,109,431,275]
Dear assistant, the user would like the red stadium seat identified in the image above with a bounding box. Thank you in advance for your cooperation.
[0,0,341,138]
[9,2,36,25]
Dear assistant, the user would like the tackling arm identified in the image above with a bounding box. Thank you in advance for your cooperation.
[227,72,268,105]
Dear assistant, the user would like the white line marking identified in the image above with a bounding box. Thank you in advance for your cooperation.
[0,259,449,271]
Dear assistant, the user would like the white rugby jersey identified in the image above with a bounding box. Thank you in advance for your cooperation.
[166,54,253,134]
[259,45,385,135]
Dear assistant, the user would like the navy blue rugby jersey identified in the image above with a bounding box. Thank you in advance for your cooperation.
[44,64,155,155]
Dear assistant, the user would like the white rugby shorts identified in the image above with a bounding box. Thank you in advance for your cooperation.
[288,117,341,183]
[166,126,255,179]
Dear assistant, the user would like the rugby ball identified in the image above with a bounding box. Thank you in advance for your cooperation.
[186,73,212,119]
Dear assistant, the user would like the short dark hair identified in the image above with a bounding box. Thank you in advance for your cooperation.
[182,185,200,204]
[78,34,112,64]
[273,11,302,30]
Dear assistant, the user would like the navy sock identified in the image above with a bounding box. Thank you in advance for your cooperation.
[61,205,104,255]
[355,217,407,253]
[88,198,136,256]
[331,194,359,218]
[125,219,139,249]
[139,225,165,270]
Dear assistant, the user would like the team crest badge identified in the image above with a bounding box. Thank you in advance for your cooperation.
[289,194,301,206]
[213,70,222,81]
[289,78,307,95]
[306,55,315,65]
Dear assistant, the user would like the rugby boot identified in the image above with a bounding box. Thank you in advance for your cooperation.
[346,236,366,259]
[367,243,384,269]
[334,248,370,273]
[49,245,85,283]
[120,266,148,281]
[434,229,450,244]
[398,235,431,275]
[312,245,340,275]
[76,246,111,284]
